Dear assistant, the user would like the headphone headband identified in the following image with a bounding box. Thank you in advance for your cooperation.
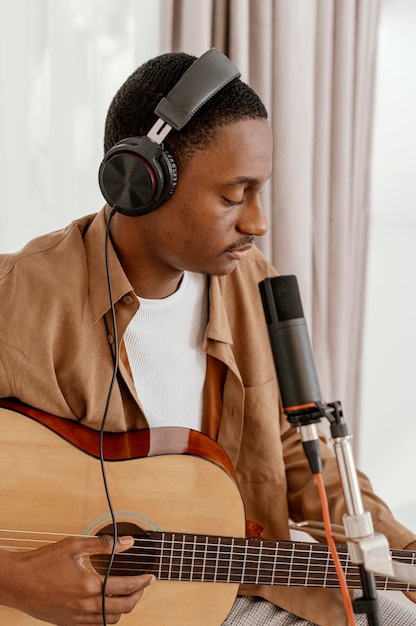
[154,48,240,132]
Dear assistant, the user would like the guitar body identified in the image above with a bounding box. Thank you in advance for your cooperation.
[0,402,245,625]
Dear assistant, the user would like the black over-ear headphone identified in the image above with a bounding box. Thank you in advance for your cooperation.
[98,48,240,217]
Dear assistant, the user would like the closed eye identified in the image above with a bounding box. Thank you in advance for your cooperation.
[223,197,244,206]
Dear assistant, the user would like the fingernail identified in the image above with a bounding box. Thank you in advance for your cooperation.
[119,535,134,545]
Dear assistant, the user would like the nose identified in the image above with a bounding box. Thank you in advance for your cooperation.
[237,192,268,237]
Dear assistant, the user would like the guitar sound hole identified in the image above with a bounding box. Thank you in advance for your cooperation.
[91,522,157,577]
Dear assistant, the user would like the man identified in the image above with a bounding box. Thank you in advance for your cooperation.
[0,50,415,626]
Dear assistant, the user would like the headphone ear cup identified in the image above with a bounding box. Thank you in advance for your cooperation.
[98,136,178,217]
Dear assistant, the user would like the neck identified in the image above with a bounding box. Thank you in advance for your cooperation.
[131,268,184,300]
[115,245,184,299]
[108,209,184,299]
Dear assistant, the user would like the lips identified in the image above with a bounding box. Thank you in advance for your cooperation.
[225,241,253,260]
[225,236,255,255]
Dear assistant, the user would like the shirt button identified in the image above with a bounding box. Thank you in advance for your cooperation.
[123,295,133,305]
[107,334,114,344]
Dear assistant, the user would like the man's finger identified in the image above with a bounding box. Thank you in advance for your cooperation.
[70,534,135,559]
[105,574,156,597]
[96,534,135,553]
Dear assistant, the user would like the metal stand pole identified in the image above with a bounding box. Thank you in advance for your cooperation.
[328,401,383,625]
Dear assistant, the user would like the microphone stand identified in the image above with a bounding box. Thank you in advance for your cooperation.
[290,400,416,626]
[286,402,382,625]
[324,400,382,626]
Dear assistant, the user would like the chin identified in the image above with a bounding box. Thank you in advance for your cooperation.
[208,261,238,277]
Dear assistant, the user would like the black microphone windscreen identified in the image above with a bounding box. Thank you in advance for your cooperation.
[268,275,304,321]
[259,274,303,325]
[259,275,322,411]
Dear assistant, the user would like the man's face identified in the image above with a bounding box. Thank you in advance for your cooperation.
[129,118,273,277]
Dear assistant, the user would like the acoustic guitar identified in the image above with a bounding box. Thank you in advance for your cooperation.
[0,398,415,625]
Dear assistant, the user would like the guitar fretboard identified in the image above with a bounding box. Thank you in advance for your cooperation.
[98,531,416,591]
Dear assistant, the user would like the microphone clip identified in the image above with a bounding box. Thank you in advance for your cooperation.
[284,400,332,429]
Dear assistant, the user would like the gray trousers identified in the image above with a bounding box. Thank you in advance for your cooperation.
[222,594,416,625]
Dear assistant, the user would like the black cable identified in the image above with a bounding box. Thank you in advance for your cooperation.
[99,206,120,625]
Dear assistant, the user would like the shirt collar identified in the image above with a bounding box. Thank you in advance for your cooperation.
[205,276,234,345]
[84,207,134,323]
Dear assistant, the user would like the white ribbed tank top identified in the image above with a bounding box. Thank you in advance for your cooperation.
[124,272,208,431]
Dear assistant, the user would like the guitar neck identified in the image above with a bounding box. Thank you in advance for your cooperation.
[102,531,416,592]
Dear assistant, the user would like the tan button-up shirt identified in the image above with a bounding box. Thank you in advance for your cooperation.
[1,209,414,624]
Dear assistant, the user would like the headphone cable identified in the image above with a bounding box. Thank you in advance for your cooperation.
[99,205,120,626]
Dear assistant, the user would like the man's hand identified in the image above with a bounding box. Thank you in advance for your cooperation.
[0,534,155,625]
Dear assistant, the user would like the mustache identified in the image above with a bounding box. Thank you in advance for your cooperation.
[224,235,255,253]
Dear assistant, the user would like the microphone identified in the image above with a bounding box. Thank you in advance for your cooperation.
[259,275,325,473]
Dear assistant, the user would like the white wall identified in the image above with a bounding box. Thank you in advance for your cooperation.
[359,0,416,531]
[0,0,163,252]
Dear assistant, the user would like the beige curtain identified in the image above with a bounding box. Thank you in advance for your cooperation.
[162,0,380,446]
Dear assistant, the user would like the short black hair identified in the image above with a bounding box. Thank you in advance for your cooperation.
[104,51,267,169]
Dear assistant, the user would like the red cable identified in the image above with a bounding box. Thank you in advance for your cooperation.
[314,472,356,626]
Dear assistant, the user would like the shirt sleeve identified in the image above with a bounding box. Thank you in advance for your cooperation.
[0,341,14,399]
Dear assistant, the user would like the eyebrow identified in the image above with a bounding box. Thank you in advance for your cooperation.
[223,176,262,187]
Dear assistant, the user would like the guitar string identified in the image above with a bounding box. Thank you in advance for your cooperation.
[0,548,400,586]
[0,530,413,564]
[0,529,415,569]
[0,543,412,590]
[1,545,410,590]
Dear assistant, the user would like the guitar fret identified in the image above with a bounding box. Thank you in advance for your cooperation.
[227,538,234,583]
[203,535,218,582]
[206,535,218,582]
[244,538,259,584]
[229,537,243,583]
[219,537,232,582]
[201,535,207,582]
[217,537,227,582]
[158,532,166,579]
[160,534,170,577]
[166,533,173,580]
[288,542,294,586]
[273,543,293,586]
[175,533,184,580]
[305,543,312,586]
[213,536,220,582]
[410,550,416,592]
[271,541,278,585]
[241,538,247,583]
[257,541,274,585]
[254,541,263,584]
[178,534,184,580]
[190,535,197,580]
[323,542,330,587]
[176,534,186,580]
[343,547,349,589]
[290,544,307,586]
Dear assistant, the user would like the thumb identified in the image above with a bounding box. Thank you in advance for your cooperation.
[97,534,135,553]
[78,534,135,557]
